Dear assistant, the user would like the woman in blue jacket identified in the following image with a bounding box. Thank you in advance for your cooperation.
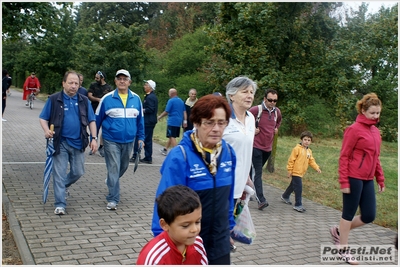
[151,94,236,265]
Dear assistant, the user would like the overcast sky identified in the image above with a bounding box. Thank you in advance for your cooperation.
[345,1,397,14]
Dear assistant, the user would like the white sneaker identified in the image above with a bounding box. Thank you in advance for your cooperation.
[160,148,167,156]
[339,250,359,265]
[25,103,29,106]
[2,118,6,121]
[54,207,66,215]
[107,202,117,210]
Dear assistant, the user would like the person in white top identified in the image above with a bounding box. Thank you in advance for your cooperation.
[223,76,257,203]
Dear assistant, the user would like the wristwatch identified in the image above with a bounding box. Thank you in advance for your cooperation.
[92,137,98,140]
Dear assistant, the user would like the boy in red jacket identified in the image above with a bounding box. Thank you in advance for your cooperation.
[137,185,208,265]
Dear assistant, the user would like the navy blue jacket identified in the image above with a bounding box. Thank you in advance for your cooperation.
[143,91,158,127]
[151,130,236,261]
[48,92,90,155]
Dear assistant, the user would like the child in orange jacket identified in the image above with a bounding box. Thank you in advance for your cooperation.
[281,131,321,212]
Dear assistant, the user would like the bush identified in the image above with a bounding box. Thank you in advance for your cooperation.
[303,97,341,138]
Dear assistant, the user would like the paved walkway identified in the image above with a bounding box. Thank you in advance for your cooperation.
[2,88,397,265]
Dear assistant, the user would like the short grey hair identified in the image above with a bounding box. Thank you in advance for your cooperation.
[225,76,257,104]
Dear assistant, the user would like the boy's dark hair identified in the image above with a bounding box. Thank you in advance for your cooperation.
[157,185,201,225]
[300,131,313,140]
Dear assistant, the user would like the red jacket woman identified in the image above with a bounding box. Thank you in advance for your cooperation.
[330,93,385,265]
[338,113,385,189]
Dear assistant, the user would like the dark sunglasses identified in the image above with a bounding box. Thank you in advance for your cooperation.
[97,71,104,79]
[267,98,278,103]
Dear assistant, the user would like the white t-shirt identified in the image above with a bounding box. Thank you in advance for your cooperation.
[223,110,255,199]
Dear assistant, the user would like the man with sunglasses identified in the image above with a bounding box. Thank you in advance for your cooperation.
[249,89,282,210]
[88,71,113,113]
[88,71,113,156]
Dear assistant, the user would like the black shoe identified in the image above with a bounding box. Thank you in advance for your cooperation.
[258,201,269,210]
[129,157,136,163]
[139,159,152,164]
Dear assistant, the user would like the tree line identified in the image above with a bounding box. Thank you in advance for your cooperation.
[2,2,397,141]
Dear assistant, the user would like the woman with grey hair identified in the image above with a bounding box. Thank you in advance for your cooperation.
[223,76,257,205]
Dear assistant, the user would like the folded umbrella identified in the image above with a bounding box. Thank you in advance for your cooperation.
[134,142,142,173]
[43,124,55,204]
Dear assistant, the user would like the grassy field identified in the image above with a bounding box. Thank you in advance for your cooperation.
[28,88,398,230]
[153,121,398,231]
[264,136,398,231]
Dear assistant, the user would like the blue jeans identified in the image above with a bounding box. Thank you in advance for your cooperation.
[52,140,85,208]
[103,139,133,204]
[282,176,303,206]
[133,125,155,161]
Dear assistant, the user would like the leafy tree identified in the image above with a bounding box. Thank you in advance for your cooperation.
[3,5,75,93]
[75,2,160,29]
[208,2,397,141]
[164,28,212,77]
[335,3,398,140]
[145,2,218,50]
[209,2,344,133]
[2,39,28,87]
[144,29,215,108]
[71,21,148,87]
[2,2,68,41]
[13,5,77,94]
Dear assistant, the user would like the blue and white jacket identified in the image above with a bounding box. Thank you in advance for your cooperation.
[151,130,236,261]
[96,89,145,144]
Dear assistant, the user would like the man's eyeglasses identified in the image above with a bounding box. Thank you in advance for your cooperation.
[116,77,130,82]
[202,120,228,128]
[267,99,278,103]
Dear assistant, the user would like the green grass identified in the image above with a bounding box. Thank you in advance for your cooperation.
[153,118,183,146]
[153,123,398,230]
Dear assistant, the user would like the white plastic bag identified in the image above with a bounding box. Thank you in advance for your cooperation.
[231,187,256,244]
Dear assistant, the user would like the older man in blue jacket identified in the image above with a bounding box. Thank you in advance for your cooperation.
[96,69,145,210]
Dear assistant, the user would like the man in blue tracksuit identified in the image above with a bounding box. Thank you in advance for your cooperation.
[96,69,145,210]
[151,129,236,264]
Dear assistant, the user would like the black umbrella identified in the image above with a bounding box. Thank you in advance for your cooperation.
[134,142,142,173]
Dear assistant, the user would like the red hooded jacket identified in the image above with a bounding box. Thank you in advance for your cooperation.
[23,76,41,100]
[338,114,385,189]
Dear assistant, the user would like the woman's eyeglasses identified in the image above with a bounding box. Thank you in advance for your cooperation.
[267,99,278,103]
[202,120,228,128]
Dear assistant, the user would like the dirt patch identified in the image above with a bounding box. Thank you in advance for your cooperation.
[2,207,23,265]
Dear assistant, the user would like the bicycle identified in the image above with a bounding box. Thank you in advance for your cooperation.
[27,88,37,109]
